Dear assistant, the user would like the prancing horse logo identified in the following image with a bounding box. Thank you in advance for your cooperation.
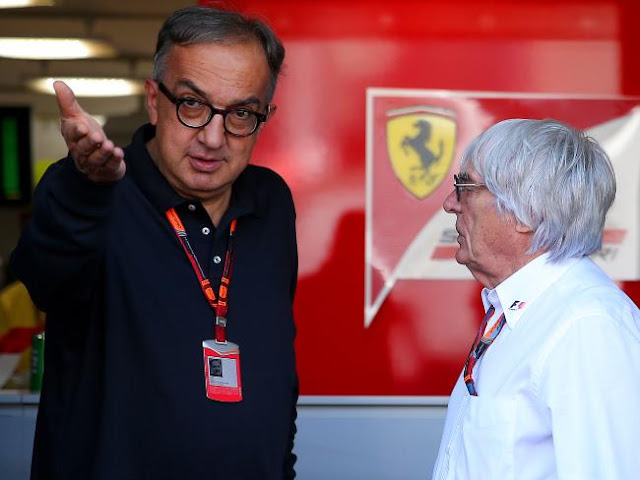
[386,107,457,199]
[401,119,444,184]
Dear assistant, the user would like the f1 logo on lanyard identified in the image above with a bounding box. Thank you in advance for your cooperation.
[166,208,243,402]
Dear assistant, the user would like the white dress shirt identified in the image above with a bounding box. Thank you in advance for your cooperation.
[432,254,640,480]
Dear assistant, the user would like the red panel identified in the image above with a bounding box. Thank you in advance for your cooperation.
[199,0,639,395]
[621,2,640,94]
[207,1,619,40]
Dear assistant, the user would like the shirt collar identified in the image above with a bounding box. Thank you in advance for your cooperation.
[481,253,579,329]
[125,123,264,220]
[226,162,266,220]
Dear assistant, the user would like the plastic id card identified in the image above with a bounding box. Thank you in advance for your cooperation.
[202,339,243,402]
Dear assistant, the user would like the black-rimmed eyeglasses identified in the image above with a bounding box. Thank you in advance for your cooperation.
[157,82,269,137]
[453,174,486,201]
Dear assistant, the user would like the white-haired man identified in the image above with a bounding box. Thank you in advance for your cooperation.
[433,118,640,479]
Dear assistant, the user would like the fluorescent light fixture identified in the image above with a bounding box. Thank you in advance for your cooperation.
[0,0,54,7]
[27,77,145,97]
[0,37,115,60]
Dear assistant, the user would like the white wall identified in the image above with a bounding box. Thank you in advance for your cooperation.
[296,398,447,480]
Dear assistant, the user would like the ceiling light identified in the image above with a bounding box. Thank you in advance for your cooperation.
[27,77,145,97]
[0,0,54,7]
[0,37,115,60]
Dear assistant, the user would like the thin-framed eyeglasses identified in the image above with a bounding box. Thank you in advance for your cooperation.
[157,82,270,137]
[453,174,486,201]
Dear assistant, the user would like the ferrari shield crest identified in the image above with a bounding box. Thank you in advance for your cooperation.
[386,107,457,199]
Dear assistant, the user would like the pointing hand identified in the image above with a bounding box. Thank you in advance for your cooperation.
[54,80,126,183]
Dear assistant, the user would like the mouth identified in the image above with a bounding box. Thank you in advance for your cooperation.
[188,155,224,173]
[454,222,461,237]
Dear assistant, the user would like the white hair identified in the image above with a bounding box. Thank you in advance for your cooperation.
[461,118,616,262]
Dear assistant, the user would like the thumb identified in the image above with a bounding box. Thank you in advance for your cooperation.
[53,80,84,119]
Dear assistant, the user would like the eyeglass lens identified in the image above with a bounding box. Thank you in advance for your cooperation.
[177,102,258,136]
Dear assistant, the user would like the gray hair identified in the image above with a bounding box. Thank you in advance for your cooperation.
[461,118,616,262]
[152,6,285,103]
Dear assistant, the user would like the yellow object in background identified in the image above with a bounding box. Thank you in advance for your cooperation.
[33,158,57,187]
[0,280,42,335]
[0,281,44,389]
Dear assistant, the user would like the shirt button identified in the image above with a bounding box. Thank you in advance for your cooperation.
[188,204,196,211]
[201,227,210,235]
[213,256,222,264]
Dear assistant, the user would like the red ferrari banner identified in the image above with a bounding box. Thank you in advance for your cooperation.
[366,89,640,328]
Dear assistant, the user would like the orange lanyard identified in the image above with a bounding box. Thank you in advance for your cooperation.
[166,207,237,343]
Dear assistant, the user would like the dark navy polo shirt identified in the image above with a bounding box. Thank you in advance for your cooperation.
[12,124,298,480]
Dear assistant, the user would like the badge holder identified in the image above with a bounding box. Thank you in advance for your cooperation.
[202,317,242,402]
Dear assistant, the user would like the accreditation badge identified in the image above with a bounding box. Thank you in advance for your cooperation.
[202,339,243,402]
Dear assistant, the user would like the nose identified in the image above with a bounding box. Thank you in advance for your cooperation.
[443,188,460,213]
[197,114,226,149]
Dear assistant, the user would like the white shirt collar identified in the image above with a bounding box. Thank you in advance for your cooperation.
[481,253,579,329]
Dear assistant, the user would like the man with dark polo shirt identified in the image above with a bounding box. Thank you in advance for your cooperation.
[11,6,298,479]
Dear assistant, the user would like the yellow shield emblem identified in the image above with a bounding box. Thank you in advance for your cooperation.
[386,108,457,199]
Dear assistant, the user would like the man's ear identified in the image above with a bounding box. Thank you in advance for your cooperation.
[145,79,159,126]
